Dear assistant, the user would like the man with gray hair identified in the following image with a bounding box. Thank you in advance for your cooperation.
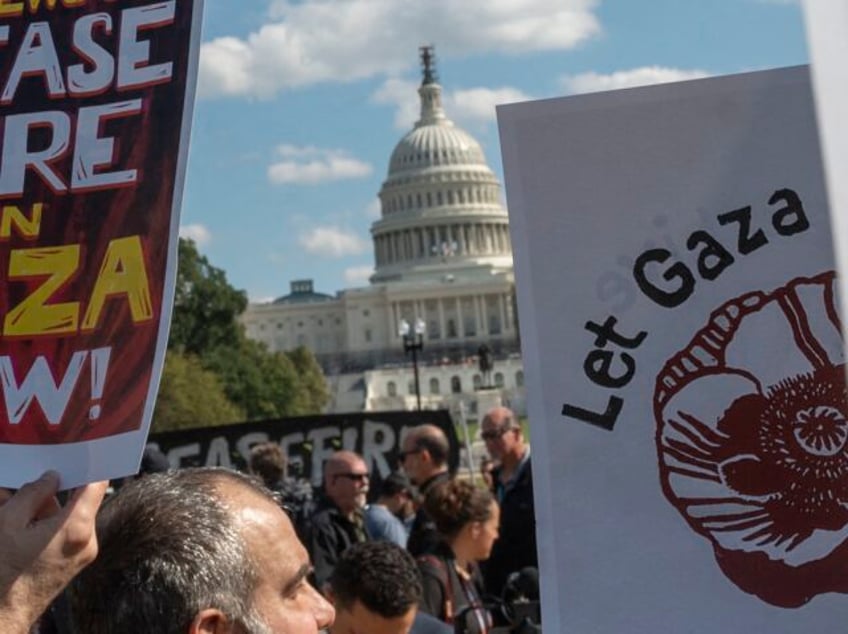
[480,406,537,597]
[308,450,370,590]
[70,468,334,633]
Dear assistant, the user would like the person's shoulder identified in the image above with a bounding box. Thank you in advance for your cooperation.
[411,611,453,634]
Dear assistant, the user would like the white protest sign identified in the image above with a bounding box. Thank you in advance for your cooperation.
[498,66,848,632]
[804,2,848,336]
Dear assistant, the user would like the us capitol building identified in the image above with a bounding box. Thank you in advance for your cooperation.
[242,48,524,417]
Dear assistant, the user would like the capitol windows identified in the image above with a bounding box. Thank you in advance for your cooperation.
[489,314,502,335]
[516,371,524,387]
[427,192,433,207]
[408,380,416,395]
[495,372,505,388]
[428,319,440,339]
[437,192,443,205]
[451,376,462,394]
[429,378,440,395]
[473,374,482,389]
[364,328,372,343]
[417,193,422,207]
[387,381,397,398]
[446,319,457,339]
[447,191,454,204]
[463,314,476,337]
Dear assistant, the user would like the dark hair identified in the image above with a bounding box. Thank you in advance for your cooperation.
[378,471,411,497]
[70,468,276,634]
[424,479,494,539]
[249,441,286,487]
[410,428,449,466]
[329,542,422,617]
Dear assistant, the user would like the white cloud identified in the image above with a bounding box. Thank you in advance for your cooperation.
[447,87,532,124]
[560,66,711,95]
[179,223,212,246]
[299,226,369,257]
[267,145,372,185]
[372,78,420,129]
[365,198,382,220]
[199,0,601,99]
[344,265,374,285]
[373,79,532,130]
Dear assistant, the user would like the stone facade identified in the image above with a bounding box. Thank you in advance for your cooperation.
[242,49,524,416]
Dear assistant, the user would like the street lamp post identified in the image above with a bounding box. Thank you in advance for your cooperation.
[399,318,425,411]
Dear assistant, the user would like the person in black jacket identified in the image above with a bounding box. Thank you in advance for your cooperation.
[401,424,452,557]
[480,407,538,598]
[416,479,499,634]
[308,450,370,590]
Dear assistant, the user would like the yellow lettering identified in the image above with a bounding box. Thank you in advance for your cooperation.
[0,0,23,18]
[0,0,85,16]
[0,203,42,239]
[4,245,80,336]
[26,0,85,10]
[82,236,153,330]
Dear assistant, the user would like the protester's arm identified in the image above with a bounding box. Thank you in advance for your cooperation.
[0,472,108,633]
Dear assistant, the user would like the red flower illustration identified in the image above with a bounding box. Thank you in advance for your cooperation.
[655,271,848,607]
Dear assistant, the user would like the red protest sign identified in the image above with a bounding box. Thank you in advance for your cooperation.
[0,0,201,485]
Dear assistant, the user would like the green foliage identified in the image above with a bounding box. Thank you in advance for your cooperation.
[153,352,244,432]
[160,238,330,424]
[169,238,247,355]
[287,346,330,413]
[202,336,300,420]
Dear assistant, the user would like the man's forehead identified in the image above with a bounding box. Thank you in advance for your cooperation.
[330,455,366,472]
[483,414,506,429]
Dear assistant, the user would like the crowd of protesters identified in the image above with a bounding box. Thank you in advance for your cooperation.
[0,405,537,634]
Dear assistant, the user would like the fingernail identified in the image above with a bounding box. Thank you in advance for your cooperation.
[41,470,60,482]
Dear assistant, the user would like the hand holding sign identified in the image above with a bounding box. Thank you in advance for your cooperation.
[0,471,107,633]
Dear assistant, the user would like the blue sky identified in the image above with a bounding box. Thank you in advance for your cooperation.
[180,0,808,302]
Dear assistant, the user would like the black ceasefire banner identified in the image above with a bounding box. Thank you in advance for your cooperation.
[148,409,460,488]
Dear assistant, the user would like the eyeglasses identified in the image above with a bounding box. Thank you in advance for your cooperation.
[333,472,369,482]
[481,426,513,441]
[398,449,421,463]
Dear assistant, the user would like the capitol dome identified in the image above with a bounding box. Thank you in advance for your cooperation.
[371,47,512,284]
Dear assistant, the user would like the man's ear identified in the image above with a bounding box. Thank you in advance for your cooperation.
[189,609,234,634]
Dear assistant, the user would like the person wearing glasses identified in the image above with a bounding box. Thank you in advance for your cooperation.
[308,450,371,590]
[416,479,499,634]
[479,406,537,598]
[399,424,452,557]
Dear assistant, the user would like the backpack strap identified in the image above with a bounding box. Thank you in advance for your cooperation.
[418,554,455,624]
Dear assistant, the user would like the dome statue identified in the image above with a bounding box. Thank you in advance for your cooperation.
[370,46,513,284]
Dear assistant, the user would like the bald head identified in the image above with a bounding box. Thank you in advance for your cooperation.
[400,424,449,485]
[482,406,525,464]
[324,451,370,516]
[482,407,517,430]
